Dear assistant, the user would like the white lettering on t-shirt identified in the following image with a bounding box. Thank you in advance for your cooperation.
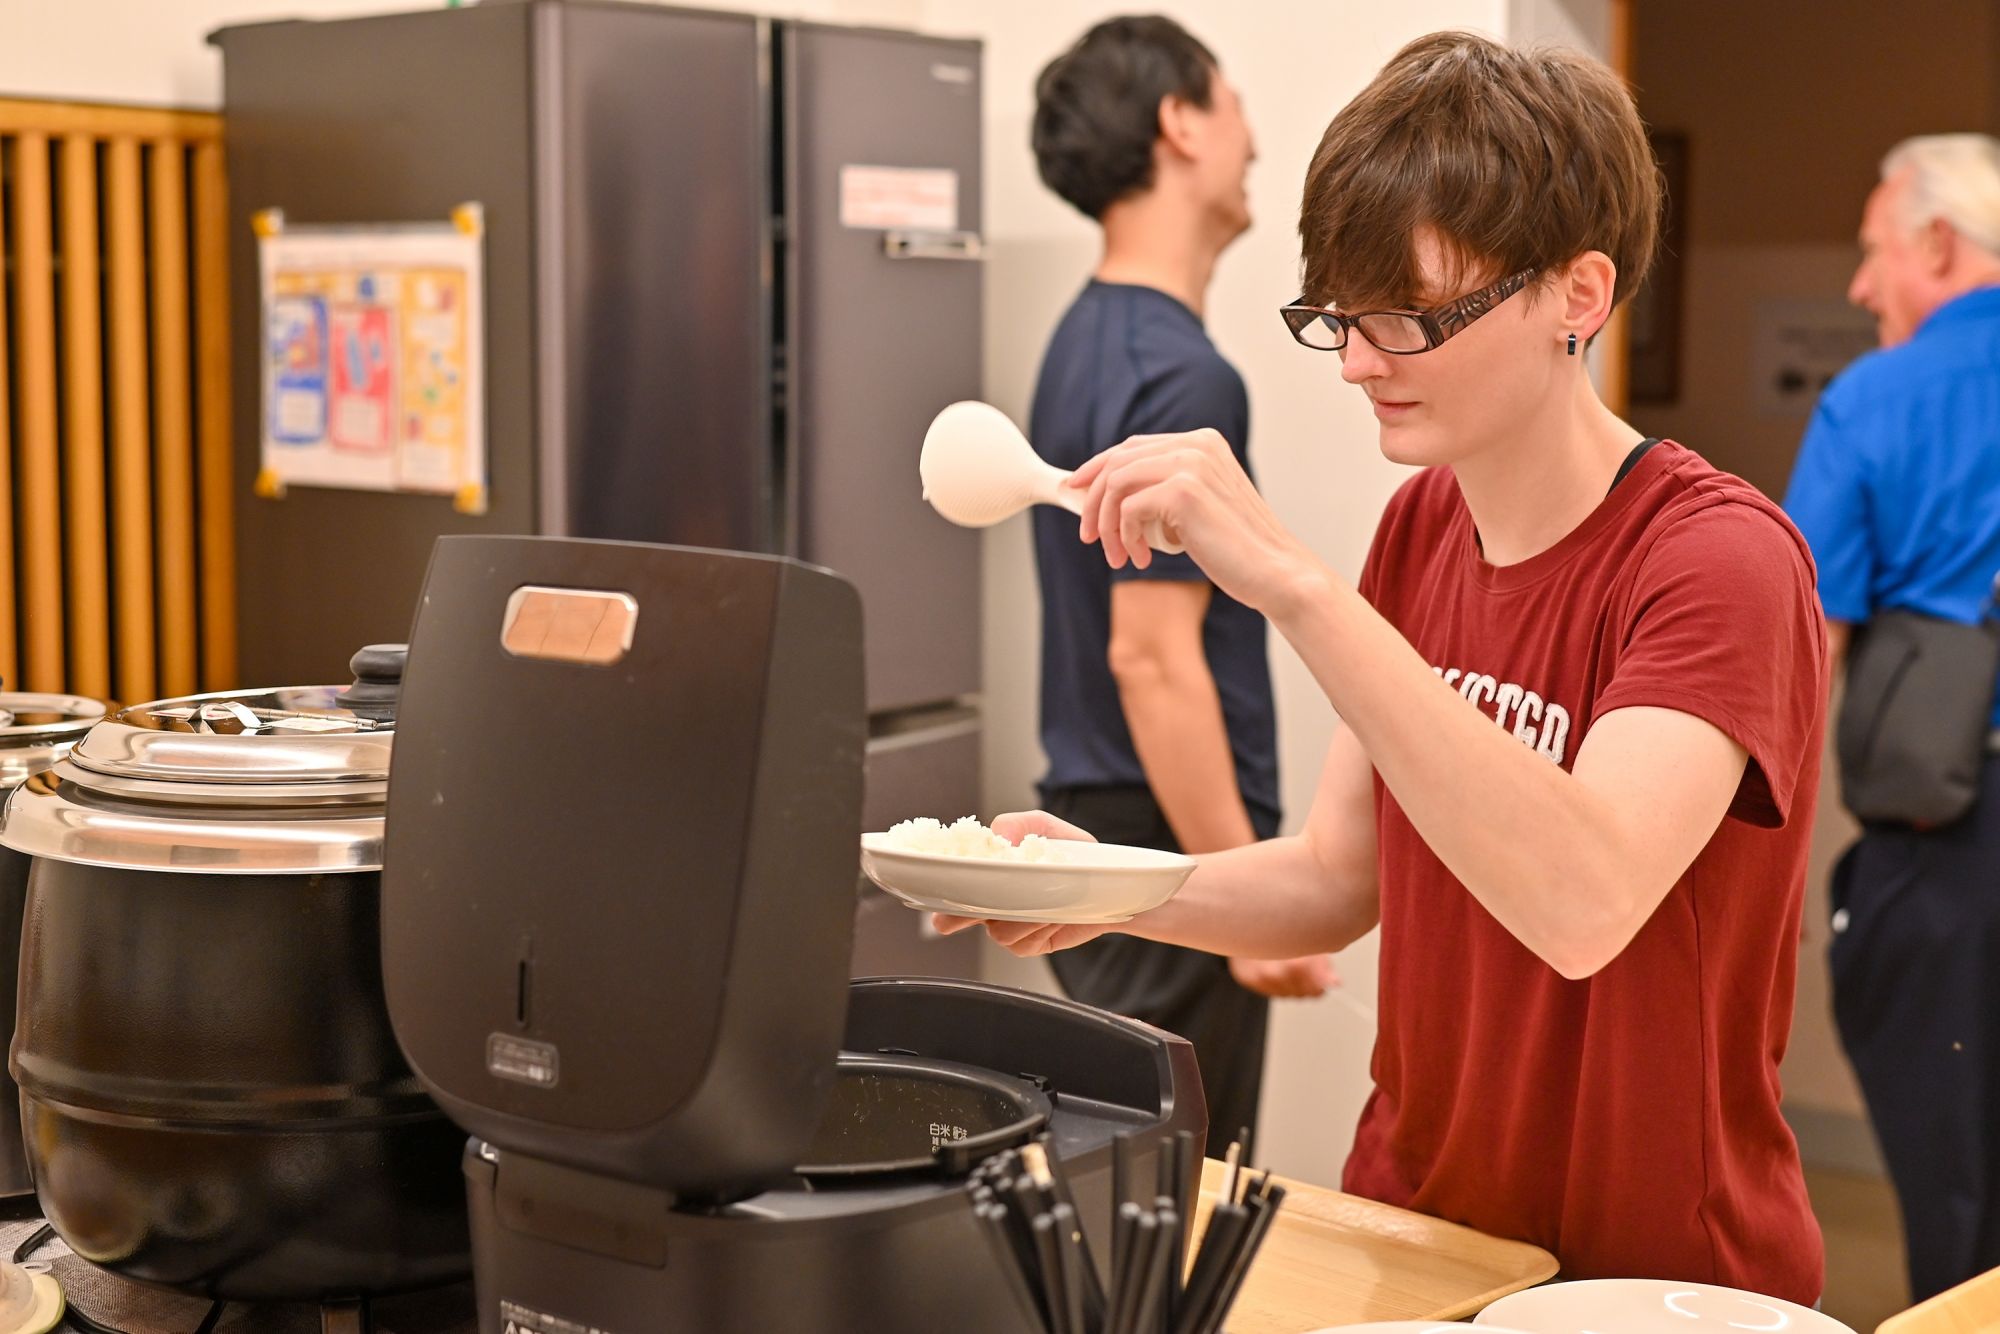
[1433,665,1572,765]
[1537,704,1572,762]
[1513,691,1542,747]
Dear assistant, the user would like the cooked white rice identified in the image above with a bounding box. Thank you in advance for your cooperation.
[882,816,1069,862]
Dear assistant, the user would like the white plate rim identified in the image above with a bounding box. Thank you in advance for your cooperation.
[869,882,1145,924]
[859,832,1194,872]
[1299,1325,1541,1334]
[1474,1278,1853,1332]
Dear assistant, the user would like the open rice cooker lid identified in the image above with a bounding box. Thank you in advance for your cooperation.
[0,657,401,874]
[382,539,867,1197]
[0,693,108,789]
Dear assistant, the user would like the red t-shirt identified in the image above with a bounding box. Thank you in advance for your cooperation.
[1343,442,1827,1300]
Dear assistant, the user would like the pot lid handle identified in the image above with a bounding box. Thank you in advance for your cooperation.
[339,644,407,724]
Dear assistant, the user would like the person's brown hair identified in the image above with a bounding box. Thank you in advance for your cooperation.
[1299,32,1662,317]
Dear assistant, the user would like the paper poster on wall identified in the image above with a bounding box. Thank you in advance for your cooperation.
[1751,297,1879,417]
[256,205,487,513]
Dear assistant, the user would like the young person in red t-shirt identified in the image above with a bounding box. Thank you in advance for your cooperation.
[938,32,1828,1298]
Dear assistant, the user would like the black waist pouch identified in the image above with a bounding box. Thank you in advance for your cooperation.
[1837,608,2000,826]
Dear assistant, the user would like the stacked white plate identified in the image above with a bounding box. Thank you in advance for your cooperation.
[1474,1279,1857,1333]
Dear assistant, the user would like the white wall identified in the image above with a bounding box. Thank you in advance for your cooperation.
[1510,0,1611,56]
[1,0,419,108]
[0,0,924,108]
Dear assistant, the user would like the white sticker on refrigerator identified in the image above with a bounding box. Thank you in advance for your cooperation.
[839,165,958,231]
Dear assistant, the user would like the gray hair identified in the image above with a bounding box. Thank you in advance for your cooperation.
[1881,134,2000,257]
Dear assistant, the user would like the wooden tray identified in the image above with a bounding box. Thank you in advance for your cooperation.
[1191,1157,1558,1332]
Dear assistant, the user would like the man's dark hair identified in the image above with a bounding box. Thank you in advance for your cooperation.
[1032,16,1218,221]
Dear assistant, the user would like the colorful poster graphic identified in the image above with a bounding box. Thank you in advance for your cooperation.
[266,295,328,446]
[256,208,486,511]
[396,269,470,491]
[329,303,396,453]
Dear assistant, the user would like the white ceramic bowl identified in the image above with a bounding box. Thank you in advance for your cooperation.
[858,833,1195,923]
[1475,1279,1854,1333]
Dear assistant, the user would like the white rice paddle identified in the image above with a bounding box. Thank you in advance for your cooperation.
[919,400,1184,554]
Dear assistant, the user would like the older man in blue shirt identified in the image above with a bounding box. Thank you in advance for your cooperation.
[1785,133,2000,1302]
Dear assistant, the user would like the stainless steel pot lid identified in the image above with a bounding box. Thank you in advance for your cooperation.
[0,693,108,789]
[0,687,394,875]
[67,687,393,787]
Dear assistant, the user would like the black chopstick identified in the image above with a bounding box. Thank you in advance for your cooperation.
[1032,1212,1073,1334]
[1050,1201,1087,1334]
[1028,1139,1108,1329]
[1112,1129,1137,1285]
[977,1200,1051,1332]
[1125,1208,1172,1334]
[974,1126,1283,1334]
[1173,1130,1196,1319]
[1150,1200,1180,1333]
[1155,1138,1181,1331]
[1108,1201,1142,1334]
[1231,1126,1253,1202]
[1198,1181,1286,1334]
[1171,1200,1246,1334]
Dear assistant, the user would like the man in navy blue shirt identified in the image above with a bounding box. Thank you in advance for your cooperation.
[1785,133,2000,1300]
[1026,16,1330,1154]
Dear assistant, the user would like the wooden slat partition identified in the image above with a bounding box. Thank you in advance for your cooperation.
[192,142,237,691]
[149,139,199,700]
[9,131,64,694]
[60,134,112,701]
[105,137,156,704]
[0,141,17,691]
[0,98,234,703]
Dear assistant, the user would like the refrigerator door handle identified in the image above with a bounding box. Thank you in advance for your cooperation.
[865,701,980,753]
[881,229,984,262]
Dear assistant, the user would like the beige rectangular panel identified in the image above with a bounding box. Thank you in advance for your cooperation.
[501,587,640,666]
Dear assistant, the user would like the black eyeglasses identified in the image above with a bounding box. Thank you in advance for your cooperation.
[1279,268,1538,355]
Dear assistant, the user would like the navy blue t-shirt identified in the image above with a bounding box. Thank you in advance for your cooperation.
[1028,280,1280,825]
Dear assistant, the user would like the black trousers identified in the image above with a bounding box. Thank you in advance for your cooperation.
[1830,753,2000,1301]
[1041,785,1275,1159]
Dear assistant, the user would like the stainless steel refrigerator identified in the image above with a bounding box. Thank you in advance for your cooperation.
[218,0,983,975]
